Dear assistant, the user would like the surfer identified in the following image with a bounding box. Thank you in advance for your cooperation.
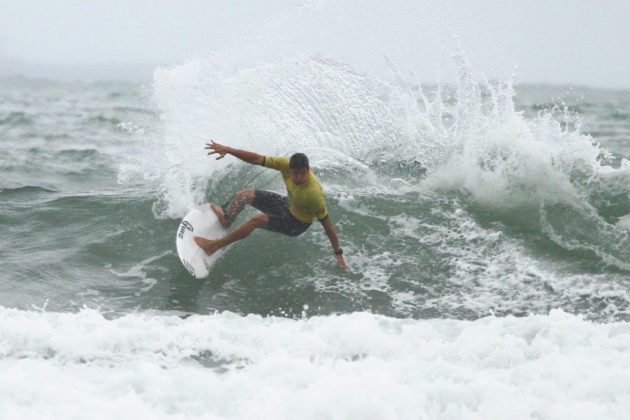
[193,140,348,270]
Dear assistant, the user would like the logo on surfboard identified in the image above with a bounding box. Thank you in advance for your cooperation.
[178,220,194,239]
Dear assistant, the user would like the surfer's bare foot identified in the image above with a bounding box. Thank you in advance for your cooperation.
[210,203,230,229]
[193,236,221,256]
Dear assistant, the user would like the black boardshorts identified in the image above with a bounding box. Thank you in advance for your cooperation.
[237,190,312,237]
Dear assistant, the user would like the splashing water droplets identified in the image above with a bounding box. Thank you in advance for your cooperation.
[120,52,630,270]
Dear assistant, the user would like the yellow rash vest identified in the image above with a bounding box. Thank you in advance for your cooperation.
[263,156,328,223]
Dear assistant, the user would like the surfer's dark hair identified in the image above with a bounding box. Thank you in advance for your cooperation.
[289,153,309,170]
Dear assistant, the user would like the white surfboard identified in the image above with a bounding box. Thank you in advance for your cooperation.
[176,204,228,278]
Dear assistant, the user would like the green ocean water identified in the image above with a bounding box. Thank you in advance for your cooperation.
[2,62,630,322]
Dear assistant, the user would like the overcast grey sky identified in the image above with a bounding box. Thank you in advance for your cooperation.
[1,0,628,88]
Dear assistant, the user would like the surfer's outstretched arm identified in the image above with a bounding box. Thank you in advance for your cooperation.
[320,216,347,270]
[205,140,264,166]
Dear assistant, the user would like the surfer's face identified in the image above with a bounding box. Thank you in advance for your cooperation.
[289,168,309,185]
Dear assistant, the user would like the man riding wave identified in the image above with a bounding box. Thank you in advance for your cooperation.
[193,140,348,270]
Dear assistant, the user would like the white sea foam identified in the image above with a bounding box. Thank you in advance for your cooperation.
[0,307,629,420]
[415,52,630,269]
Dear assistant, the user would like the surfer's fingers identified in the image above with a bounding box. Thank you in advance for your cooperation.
[208,150,226,159]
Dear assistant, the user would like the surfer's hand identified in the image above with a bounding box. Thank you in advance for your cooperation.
[205,140,229,160]
[336,254,348,271]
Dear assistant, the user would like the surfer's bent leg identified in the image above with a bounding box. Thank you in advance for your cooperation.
[216,189,255,228]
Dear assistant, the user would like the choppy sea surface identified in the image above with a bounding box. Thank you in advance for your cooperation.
[2,57,630,418]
